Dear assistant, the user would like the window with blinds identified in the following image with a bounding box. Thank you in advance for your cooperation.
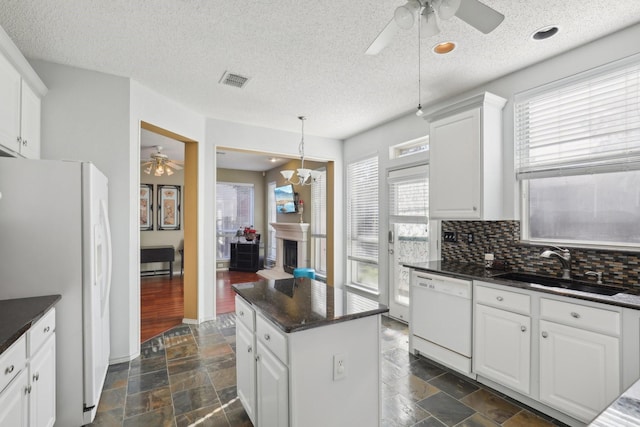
[347,156,379,291]
[311,169,327,277]
[267,181,277,264]
[216,182,254,259]
[515,54,640,246]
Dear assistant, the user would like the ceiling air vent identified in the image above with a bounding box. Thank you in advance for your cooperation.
[219,71,250,89]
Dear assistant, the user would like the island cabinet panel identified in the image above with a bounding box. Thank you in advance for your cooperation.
[233,279,387,427]
[256,340,289,427]
[288,315,381,427]
[235,321,256,425]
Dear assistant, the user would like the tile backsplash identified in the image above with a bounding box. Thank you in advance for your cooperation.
[441,220,640,287]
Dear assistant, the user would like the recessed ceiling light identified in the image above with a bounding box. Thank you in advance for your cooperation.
[531,25,559,41]
[433,42,456,54]
[268,157,278,162]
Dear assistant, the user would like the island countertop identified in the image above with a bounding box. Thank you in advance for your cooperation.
[0,294,61,355]
[232,277,388,333]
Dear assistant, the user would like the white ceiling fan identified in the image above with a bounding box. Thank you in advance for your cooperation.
[142,145,184,176]
[366,0,505,55]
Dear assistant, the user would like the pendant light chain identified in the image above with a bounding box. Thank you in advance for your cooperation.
[298,115,306,170]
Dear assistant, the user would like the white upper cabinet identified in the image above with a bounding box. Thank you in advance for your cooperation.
[426,92,506,220]
[0,53,21,152]
[0,24,47,159]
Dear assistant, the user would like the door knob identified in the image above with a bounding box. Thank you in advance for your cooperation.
[541,331,548,338]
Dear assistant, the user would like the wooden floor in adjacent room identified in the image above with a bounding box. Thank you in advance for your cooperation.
[140,270,261,342]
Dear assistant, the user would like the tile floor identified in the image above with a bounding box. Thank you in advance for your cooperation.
[89,314,566,427]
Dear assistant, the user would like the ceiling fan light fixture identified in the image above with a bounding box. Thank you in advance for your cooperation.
[420,6,440,37]
[433,0,461,20]
[394,0,420,30]
[433,41,456,54]
[280,169,294,180]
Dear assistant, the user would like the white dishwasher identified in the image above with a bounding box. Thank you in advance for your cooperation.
[409,270,474,378]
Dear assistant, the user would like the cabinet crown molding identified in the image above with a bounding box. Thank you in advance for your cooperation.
[0,24,47,96]
[423,92,506,123]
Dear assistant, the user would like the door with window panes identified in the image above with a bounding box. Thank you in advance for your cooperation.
[388,165,429,321]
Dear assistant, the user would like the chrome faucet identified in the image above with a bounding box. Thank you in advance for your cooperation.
[540,246,571,279]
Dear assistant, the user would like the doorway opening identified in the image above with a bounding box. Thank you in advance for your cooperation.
[139,121,198,342]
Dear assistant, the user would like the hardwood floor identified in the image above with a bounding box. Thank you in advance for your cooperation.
[140,270,261,342]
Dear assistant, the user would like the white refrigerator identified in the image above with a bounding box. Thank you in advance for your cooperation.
[0,158,112,426]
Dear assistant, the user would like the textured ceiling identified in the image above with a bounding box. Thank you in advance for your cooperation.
[1,1,640,140]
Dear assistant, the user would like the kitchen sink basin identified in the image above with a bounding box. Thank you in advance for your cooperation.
[494,272,623,296]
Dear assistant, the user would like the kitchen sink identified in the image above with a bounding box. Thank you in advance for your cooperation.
[494,272,623,296]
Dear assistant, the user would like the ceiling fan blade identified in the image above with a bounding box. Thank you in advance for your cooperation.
[166,161,183,170]
[365,18,400,55]
[454,0,504,34]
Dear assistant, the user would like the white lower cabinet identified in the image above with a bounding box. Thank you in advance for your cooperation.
[539,319,619,422]
[473,281,627,425]
[236,321,256,425]
[256,340,289,427]
[474,304,531,394]
[28,334,56,427]
[0,368,29,427]
[0,307,56,427]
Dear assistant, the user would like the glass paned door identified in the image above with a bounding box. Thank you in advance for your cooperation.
[388,165,429,321]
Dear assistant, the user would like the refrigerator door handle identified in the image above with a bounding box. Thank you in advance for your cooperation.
[100,199,112,316]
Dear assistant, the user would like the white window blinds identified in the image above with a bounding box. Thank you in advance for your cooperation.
[347,156,379,263]
[515,55,640,179]
[311,169,327,237]
[388,167,429,218]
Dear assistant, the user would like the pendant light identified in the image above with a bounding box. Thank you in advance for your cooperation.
[415,15,424,117]
[280,116,321,186]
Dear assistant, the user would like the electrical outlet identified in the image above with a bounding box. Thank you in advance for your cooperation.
[333,353,347,381]
[467,233,474,243]
[443,231,457,242]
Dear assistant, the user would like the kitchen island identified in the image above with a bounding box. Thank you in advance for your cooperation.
[233,277,388,427]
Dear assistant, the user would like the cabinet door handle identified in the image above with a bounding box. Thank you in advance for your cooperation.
[570,312,580,319]
[25,385,32,395]
[5,365,14,375]
[44,326,51,333]
[22,139,27,146]
[264,333,271,341]
[255,355,261,362]
[496,296,503,302]
[521,325,527,332]
[472,206,478,211]
[239,310,244,316]
[33,372,39,382]
[541,331,548,338]
[247,345,252,353]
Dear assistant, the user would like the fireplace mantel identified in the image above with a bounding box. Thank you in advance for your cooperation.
[271,222,310,242]
[257,222,310,280]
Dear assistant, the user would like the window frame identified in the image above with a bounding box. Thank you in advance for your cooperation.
[516,53,640,250]
[346,154,380,294]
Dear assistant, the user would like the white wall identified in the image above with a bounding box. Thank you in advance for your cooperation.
[206,117,344,284]
[30,60,135,361]
[344,22,640,304]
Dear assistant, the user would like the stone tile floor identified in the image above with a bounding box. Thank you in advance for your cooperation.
[90,314,567,427]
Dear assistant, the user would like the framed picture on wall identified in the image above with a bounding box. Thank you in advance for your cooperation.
[140,184,153,231]
[158,185,181,230]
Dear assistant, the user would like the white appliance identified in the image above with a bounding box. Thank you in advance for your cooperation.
[409,271,475,378]
[0,158,112,426]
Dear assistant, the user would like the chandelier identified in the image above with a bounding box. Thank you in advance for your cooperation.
[280,116,321,186]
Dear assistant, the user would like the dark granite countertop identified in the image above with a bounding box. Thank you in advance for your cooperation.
[405,260,640,310]
[0,295,61,354]
[232,278,388,333]
[590,377,640,426]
